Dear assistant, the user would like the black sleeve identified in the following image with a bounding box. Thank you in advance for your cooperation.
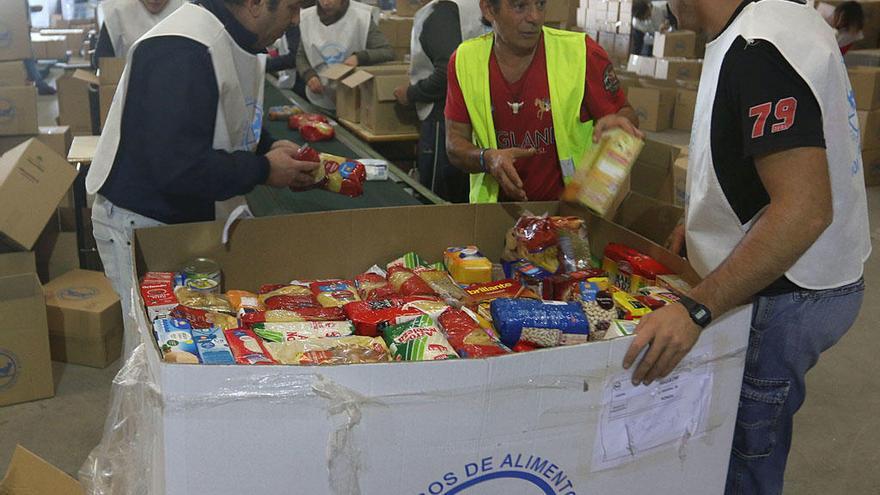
[407,2,462,104]
[256,126,275,155]
[123,37,270,201]
[92,23,116,70]
[723,39,825,158]
[266,26,300,72]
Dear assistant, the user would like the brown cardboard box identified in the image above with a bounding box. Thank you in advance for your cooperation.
[38,126,73,158]
[545,0,575,23]
[627,86,676,131]
[0,139,77,251]
[0,86,38,136]
[859,109,880,149]
[0,446,86,494]
[34,208,82,283]
[395,0,423,17]
[631,138,684,202]
[99,84,117,129]
[338,69,371,123]
[74,62,124,130]
[30,34,68,60]
[673,155,688,206]
[849,66,880,110]
[653,30,697,58]
[0,0,32,62]
[612,192,683,246]
[97,57,126,85]
[355,66,419,134]
[57,73,92,135]
[626,54,657,77]
[0,61,28,87]
[0,134,30,156]
[40,28,85,55]
[0,273,54,407]
[673,88,698,131]
[847,48,880,67]
[654,58,702,81]
[44,269,123,368]
[378,14,414,51]
[0,252,36,278]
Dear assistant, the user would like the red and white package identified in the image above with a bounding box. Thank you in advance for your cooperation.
[223,328,277,365]
[355,271,398,301]
[387,266,436,297]
[140,276,177,320]
[437,308,509,359]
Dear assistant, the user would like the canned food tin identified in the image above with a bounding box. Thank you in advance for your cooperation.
[182,258,222,289]
[186,277,220,294]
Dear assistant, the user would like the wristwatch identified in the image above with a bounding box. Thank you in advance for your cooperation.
[678,294,712,328]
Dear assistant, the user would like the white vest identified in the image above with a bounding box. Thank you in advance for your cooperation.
[87,3,267,220]
[686,0,871,290]
[409,0,486,120]
[300,2,374,110]
[99,0,186,58]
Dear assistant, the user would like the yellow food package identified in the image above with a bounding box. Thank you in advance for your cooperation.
[562,128,644,216]
[612,290,652,320]
[443,246,493,285]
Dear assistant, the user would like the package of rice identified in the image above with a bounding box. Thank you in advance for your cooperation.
[382,315,459,361]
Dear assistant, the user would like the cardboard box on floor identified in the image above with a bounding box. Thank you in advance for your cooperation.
[44,269,122,368]
[0,61,28,87]
[0,139,78,251]
[352,65,419,134]
[34,207,84,283]
[630,137,685,203]
[0,85,38,136]
[859,109,880,149]
[653,30,698,58]
[849,66,880,110]
[377,14,414,59]
[0,445,85,494]
[654,58,702,81]
[627,86,676,131]
[0,126,73,165]
[57,72,93,136]
[73,59,126,130]
[0,0,33,62]
[30,34,68,60]
[0,272,54,407]
[112,201,750,494]
[673,87,698,131]
[39,28,86,56]
[0,251,36,278]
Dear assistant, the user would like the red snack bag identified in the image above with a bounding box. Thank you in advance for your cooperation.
[264,294,322,310]
[288,112,328,130]
[355,272,398,301]
[387,266,436,297]
[320,155,365,197]
[300,121,335,142]
[293,145,321,163]
[223,328,276,365]
[343,298,424,337]
[437,308,508,359]
[170,305,238,330]
[310,280,361,308]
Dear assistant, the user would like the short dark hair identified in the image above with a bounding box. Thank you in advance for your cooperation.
[225,0,282,10]
[632,0,651,21]
[480,0,500,27]
[835,1,865,30]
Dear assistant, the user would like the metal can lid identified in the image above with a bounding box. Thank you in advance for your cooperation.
[183,258,221,277]
[186,278,219,291]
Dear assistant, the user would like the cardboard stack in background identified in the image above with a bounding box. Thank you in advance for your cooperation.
[0,1,39,142]
[377,13,414,62]
[580,0,633,65]
[39,28,86,59]
[30,33,68,61]
[544,0,579,30]
[629,137,687,206]
[73,57,125,132]
[850,66,880,185]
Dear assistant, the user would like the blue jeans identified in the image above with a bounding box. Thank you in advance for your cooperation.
[725,278,865,495]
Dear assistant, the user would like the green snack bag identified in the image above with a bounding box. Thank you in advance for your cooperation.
[382,315,459,361]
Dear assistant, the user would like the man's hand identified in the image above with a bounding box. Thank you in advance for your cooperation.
[307,76,324,94]
[666,224,686,257]
[394,85,410,106]
[270,140,301,153]
[343,55,359,67]
[593,113,644,142]
[265,147,319,189]
[623,304,703,386]
[485,148,537,201]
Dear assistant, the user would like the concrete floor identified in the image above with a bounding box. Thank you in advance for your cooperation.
[0,69,879,493]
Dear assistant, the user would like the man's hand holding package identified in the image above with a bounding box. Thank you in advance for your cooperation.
[344,55,359,67]
[265,147,320,189]
[270,139,301,153]
[393,85,410,106]
[485,148,536,202]
[593,113,644,142]
[307,76,324,94]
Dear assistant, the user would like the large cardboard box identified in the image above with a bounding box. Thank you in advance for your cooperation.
[0,251,36,278]
[627,86,676,131]
[39,28,85,55]
[0,61,28,87]
[34,207,82,283]
[37,126,73,158]
[0,139,78,251]
[673,87,698,131]
[354,65,419,134]
[106,202,750,494]
[863,147,880,186]
[0,445,86,494]
[0,273,54,407]
[377,14,414,55]
[859,109,880,149]
[98,85,117,129]
[612,192,683,246]
[44,269,123,368]
[57,73,93,135]
[849,66,880,110]
[626,54,656,77]
[673,155,688,206]
[654,58,702,81]
[0,0,32,62]
[0,86,38,136]
[846,48,880,67]
[0,134,30,156]
[653,30,697,58]
[73,61,125,131]
[338,69,369,123]
[30,34,68,60]
[96,57,126,85]
[395,0,423,17]
[631,138,684,202]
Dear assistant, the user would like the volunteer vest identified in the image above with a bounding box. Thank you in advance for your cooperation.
[454,27,593,203]
[86,3,267,220]
[409,0,486,120]
[686,0,870,289]
[99,0,186,58]
[300,2,374,110]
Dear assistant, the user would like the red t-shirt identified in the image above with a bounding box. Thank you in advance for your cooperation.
[446,35,627,201]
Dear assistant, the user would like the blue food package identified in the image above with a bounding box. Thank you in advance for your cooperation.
[153,318,201,363]
[490,298,589,348]
[191,326,236,365]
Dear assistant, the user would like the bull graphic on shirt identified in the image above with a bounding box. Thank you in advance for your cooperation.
[535,98,551,120]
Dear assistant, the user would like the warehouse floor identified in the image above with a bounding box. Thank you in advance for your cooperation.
[0,70,878,493]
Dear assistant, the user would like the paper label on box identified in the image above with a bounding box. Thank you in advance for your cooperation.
[592,352,713,471]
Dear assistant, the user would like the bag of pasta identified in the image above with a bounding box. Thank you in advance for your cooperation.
[310,279,361,307]
[387,266,436,297]
[173,286,234,314]
[266,336,391,365]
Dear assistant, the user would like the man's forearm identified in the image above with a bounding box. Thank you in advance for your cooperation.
[446,121,483,173]
[296,44,317,82]
[689,201,831,318]
[617,104,639,128]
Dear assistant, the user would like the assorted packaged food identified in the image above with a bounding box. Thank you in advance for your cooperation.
[292,147,366,197]
[141,215,693,366]
[267,105,303,121]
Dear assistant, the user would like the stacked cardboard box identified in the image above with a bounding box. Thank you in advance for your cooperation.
[39,28,86,58]
[544,0,579,30]
[578,0,632,34]
[377,13,414,62]
[30,33,68,61]
[72,58,126,132]
[850,66,880,185]
[57,71,93,136]
[0,2,39,141]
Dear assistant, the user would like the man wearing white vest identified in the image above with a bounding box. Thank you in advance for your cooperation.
[392,0,486,203]
[621,1,871,493]
[87,0,318,355]
[95,0,187,61]
[295,0,393,110]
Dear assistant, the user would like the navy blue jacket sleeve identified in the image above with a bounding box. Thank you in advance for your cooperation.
[122,36,270,201]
